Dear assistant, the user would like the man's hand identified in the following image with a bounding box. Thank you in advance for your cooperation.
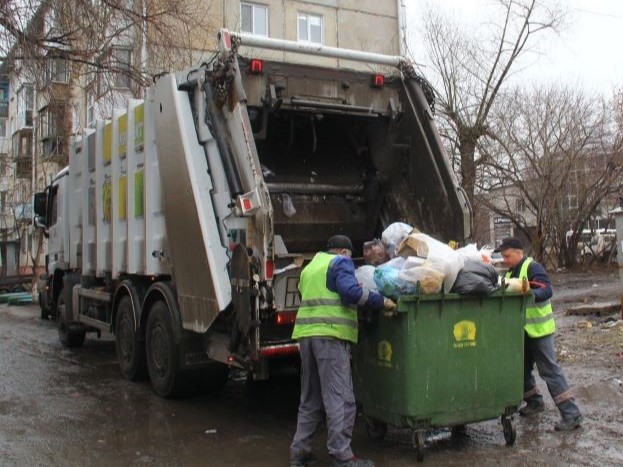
[383,297,397,312]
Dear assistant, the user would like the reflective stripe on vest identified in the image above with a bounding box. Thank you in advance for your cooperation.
[506,257,556,337]
[292,252,358,343]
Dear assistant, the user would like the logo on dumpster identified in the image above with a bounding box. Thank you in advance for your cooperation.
[377,340,393,368]
[453,320,477,348]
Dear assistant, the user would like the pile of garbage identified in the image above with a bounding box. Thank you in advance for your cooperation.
[355,222,508,299]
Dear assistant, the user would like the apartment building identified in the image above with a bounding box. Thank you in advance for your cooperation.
[0,0,404,276]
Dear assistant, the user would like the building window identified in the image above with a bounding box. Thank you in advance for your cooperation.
[86,91,95,128]
[0,83,8,119]
[515,198,525,212]
[40,104,67,159]
[17,85,34,128]
[241,2,268,36]
[46,58,69,84]
[112,48,132,89]
[565,193,578,210]
[0,83,7,137]
[298,12,323,44]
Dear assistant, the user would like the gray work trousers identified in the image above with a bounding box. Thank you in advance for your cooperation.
[290,337,356,461]
[524,333,581,420]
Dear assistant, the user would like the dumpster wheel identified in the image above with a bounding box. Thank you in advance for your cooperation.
[450,424,468,438]
[501,415,516,445]
[412,430,425,462]
[364,417,387,443]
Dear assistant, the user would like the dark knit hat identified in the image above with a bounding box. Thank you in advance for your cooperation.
[494,237,523,252]
[326,235,354,252]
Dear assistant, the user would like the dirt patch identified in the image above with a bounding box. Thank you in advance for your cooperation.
[550,265,622,372]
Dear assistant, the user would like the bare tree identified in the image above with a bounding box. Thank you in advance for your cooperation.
[2,0,217,284]
[417,0,565,208]
[1,0,217,109]
[480,85,623,267]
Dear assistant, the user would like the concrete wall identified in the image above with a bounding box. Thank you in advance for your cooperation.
[225,0,400,69]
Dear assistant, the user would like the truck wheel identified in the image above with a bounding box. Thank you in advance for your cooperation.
[115,295,147,381]
[146,301,184,397]
[57,287,86,348]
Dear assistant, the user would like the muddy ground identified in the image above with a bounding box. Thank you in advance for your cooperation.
[0,267,621,466]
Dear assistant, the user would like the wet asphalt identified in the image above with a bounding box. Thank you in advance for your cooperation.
[1,303,622,467]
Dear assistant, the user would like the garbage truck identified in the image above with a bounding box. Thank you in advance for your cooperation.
[33,30,471,397]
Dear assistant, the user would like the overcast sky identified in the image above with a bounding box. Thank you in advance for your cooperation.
[404,0,623,94]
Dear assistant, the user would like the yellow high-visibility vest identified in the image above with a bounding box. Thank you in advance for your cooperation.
[292,252,358,343]
[506,257,555,338]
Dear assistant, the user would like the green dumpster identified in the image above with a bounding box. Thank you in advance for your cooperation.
[353,289,529,461]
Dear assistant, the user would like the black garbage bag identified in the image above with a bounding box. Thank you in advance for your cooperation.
[451,260,500,295]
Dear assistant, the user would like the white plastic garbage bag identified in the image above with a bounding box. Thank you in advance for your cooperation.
[355,265,378,293]
[381,222,413,258]
[397,233,464,292]
[456,243,482,262]
[399,262,445,294]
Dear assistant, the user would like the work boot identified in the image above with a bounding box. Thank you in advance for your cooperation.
[329,456,375,467]
[289,451,317,467]
[519,401,545,417]
[554,414,583,431]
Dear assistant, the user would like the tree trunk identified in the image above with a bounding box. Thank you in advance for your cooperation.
[458,136,477,207]
[30,230,44,293]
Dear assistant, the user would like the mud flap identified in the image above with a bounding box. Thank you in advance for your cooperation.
[229,244,252,356]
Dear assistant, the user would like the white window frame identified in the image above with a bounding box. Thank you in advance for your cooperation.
[17,85,34,128]
[297,12,323,44]
[515,197,525,213]
[111,47,132,89]
[565,192,578,210]
[241,2,268,36]
[46,58,69,84]
[86,91,95,128]
[0,85,8,121]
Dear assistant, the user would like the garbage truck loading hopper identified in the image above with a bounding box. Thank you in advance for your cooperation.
[241,56,471,255]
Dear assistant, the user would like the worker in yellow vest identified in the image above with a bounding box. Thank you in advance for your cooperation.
[289,235,396,467]
[495,237,583,431]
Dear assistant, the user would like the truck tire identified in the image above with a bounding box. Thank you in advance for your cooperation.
[115,295,147,381]
[145,300,185,397]
[57,286,86,348]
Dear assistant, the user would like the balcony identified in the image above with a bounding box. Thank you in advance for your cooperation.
[15,157,32,179]
[0,209,14,230]
[0,136,9,155]
[12,129,33,160]
[13,202,33,223]
[0,202,33,227]
[38,83,71,111]
[41,135,68,164]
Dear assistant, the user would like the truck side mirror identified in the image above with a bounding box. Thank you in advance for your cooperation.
[33,192,48,228]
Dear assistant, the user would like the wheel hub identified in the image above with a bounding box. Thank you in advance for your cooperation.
[150,322,169,377]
